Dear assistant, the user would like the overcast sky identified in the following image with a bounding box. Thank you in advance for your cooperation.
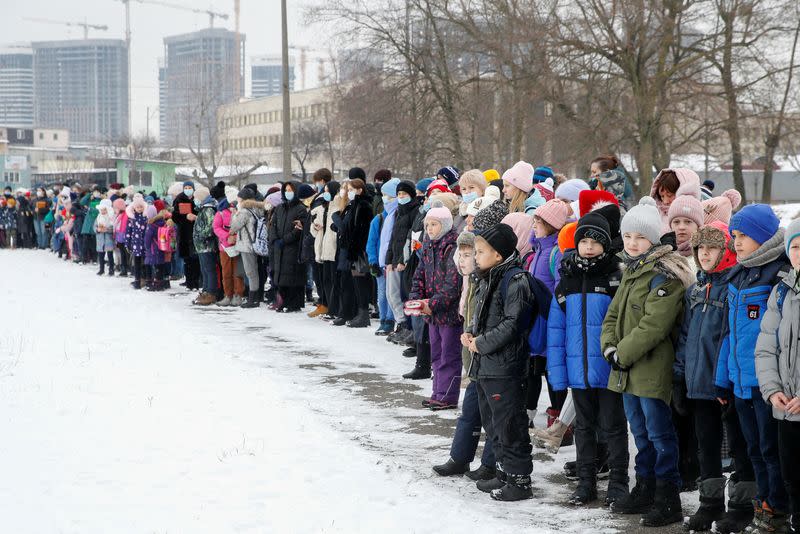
[1,0,328,138]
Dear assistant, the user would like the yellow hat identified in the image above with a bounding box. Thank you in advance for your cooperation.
[7,197,16,208]
[483,169,500,183]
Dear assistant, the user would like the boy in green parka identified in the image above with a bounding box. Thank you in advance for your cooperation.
[601,196,695,527]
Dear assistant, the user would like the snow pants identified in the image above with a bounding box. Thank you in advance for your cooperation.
[477,377,532,476]
[428,323,462,405]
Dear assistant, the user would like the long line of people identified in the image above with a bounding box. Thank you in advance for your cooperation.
[5,160,800,533]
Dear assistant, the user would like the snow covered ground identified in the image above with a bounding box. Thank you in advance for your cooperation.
[0,250,691,533]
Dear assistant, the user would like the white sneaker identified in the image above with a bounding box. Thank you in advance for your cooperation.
[231,295,243,307]
[217,296,232,307]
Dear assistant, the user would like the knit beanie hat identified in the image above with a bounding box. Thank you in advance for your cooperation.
[533,166,554,184]
[425,200,454,236]
[457,230,475,248]
[298,183,316,200]
[194,186,210,203]
[473,196,509,232]
[524,188,546,215]
[153,199,167,212]
[668,195,704,228]
[144,205,157,219]
[209,180,226,200]
[381,178,401,198]
[534,199,570,230]
[785,217,800,256]
[558,222,577,252]
[348,167,366,181]
[729,204,780,245]
[702,189,742,225]
[555,178,590,202]
[182,180,195,189]
[112,198,126,212]
[437,166,460,185]
[578,189,618,217]
[416,178,434,194]
[534,178,555,201]
[225,186,239,204]
[479,223,517,260]
[691,221,737,272]
[502,161,535,194]
[621,196,662,245]
[238,187,255,201]
[373,169,392,183]
[97,198,113,212]
[575,211,612,252]
[426,178,451,195]
[483,169,500,183]
[501,212,535,257]
[394,180,416,198]
[131,196,147,212]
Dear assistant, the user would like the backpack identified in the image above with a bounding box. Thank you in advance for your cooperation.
[775,280,791,312]
[248,209,270,257]
[548,246,559,279]
[499,266,552,357]
[157,224,177,252]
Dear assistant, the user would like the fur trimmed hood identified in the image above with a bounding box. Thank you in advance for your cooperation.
[632,244,697,288]
[239,199,265,211]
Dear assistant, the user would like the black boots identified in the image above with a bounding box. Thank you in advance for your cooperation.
[241,291,260,308]
[685,477,725,531]
[490,474,533,502]
[569,477,598,505]
[713,477,756,534]
[346,307,370,328]
[466,464,496,481]
[605,469,630,506]
[404,341,431,379]
[641,480,682,527]
[611,476,656,514]
[402,365,431,380]
[432,458,469,477]
[477,470,506,493]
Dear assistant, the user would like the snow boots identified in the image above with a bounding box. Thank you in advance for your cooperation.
[490,474,533,502]
[641,480,683,527]
[346,308,370,328]
[712,477,756,534]
[605,469,630,506]
[193,292,216,306]
[374,320,394,336]
[477,470,506,493]
[432,458,469,477]
[216,296,232,307]
[740,501,788,534]
[569,477,598,506]
[307,304,327,318]
[241,290,261,308]
[611,476,656,514]
[685,477,726,531]
[466,464,496,481]
[531,419,572,453]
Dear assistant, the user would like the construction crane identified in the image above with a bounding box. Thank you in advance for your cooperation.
[289,45,330,90]
[234,0,241,98]
[127,0,229,27]
[24,17,108,39]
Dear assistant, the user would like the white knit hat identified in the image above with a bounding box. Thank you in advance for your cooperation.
[621,196,663,245]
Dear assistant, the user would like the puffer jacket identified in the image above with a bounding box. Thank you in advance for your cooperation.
[716,229,790,399]
[409,229,462,326]
[192,197,218,254]
[126,211,148,257]
[385,196,421,267]
[229,199,265,254]
[366,210,385,267]
[310,202,338,263]
[528,232,561,293]
[115,210,128,245]
[601,245,695,403]
[756,269,800,421]
[547,251,623,391]
[469,253,535,379]
[675,268,735,400]
[144,213,168,266]
[212,207,233,252]
[94,212,116,252]
[268,182,308,287]
[80,195,100,235]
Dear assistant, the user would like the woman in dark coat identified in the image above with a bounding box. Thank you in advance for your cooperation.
[171,181,200,290]
[268,181,308,312]
[341,178,375,327]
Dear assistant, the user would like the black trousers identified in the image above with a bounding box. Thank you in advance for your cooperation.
[133,255,144,280]
[352,273,372,310]
[279,285,305,310]
[117,244,129,274]
[336,268,356,320]
[527,357,567,413]
[674,402,700,487]
[184,255,200,289]
[778,419,800,517]
[477,377,532,476]
[322,261,338,315]
[695,399,754,481]
[97,251,114,273]
[573,387,629,480]
[312,262,325,306]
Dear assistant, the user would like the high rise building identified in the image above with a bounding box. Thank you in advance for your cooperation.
[32,39,128,143]
[251,55,294,98]
[158,58,166,141]
[0,45,34,127]
[160,28,244,147]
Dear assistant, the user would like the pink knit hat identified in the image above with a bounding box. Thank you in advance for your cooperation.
[534,199,570,230]
[501,161,534,194]
[112,198,126,213]
[425,199,454,235]
[668,195,704,228]
[702,189,742,225]
[131,196,147,212]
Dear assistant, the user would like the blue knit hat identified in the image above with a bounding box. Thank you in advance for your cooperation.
[381,177,401,198]
[533,166,554,184]
[416,178,434,193]
[729,204,779,246]
[182,181,194,188]
[437,166,460,186]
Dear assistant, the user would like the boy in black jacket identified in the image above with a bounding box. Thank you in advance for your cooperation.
[463,223,535,502]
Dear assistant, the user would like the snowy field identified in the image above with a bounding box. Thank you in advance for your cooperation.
[0,250,694,533]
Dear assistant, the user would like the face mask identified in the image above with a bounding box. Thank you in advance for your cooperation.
[93,192,101,199]
[382,195,392,204]
[397,196,411,205]
[285,191,295,201]
[462,191,478,204]
[184,188,194,197]
[348,191,357,201]
[194,198,201,207]
[315,183,324,192]
[421,203,431,213]
[37,191,44,198]
[322,192,332,202]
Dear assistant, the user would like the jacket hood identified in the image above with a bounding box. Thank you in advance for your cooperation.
[691,221,738,273]
[326,181,341,199]
[651,168,701,210]
[148,212,167,225]
[630,244,696,288]
[239,199,265,210]
[739,227,786,269]
[282,180,302,204]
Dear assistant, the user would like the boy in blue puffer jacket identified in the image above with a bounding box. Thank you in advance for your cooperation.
[674,221,755,533]
[715,204,790,533]
[547,209,629,507]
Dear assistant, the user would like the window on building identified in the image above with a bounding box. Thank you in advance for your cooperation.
[129,170,152,187]
[53,133,58,141]
[3,171,20,183]
[39,132,44,140]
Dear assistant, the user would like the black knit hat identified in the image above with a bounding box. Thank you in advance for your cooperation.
[575,211,611,252]
[396,180,416,198]
[210,180,226,200]
[479,223,517,260]
[349,167,366,181]
[238,187,255,201]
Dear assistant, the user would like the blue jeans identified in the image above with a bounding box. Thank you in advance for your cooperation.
[171,254,184,277]
[736,392,787,511]
[451,380,495,467]
[376,273,393,322]
[622,394,681,485]
[198,252,219,294]
[33,218,47,248]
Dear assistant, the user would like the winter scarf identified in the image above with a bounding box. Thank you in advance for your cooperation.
[738,228,786,269]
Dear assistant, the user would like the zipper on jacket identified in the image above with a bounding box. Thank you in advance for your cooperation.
[581,274,590,389]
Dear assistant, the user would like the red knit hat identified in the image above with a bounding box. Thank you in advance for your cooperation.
[578,189,619,217]
[154,199,167,212]
[426,178,451,196]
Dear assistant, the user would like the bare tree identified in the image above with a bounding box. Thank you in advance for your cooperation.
[291,119,328,181]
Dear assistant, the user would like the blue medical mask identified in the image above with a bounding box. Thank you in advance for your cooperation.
[421,203,431,213]
[315,183,324,192]
[397,196,411,205]
[184,188,194,197]
[322,192,332,202]
[348,191,356,201]
[285,191,295,201]
[462,191,478,204]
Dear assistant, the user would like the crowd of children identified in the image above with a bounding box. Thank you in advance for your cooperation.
[6,159,800,533]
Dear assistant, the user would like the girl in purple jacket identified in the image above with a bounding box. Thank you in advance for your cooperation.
[409,200,463,410]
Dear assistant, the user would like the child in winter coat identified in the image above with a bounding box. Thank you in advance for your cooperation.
[755,218,800,534]
[716,204,791,532]
[192,189,219,306]
[674,221,755,533]
[125,196,148,289]
[4,198,18,248]
[143,205,171,291]
[465,222,535,502]
[113,199,129,276]
[213,195,245,307]
[667,195,704,272]
[501,161,534,214]
[367,178,399,334]
[94,199,116,276]
[547,208,629,507]
[0,197,8,248]
[527,199,570,429]
[230,188,267,308]
[409,200,463,410]
[601,196,695,527]
[432,230,496,480]
[649,168,701,231]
